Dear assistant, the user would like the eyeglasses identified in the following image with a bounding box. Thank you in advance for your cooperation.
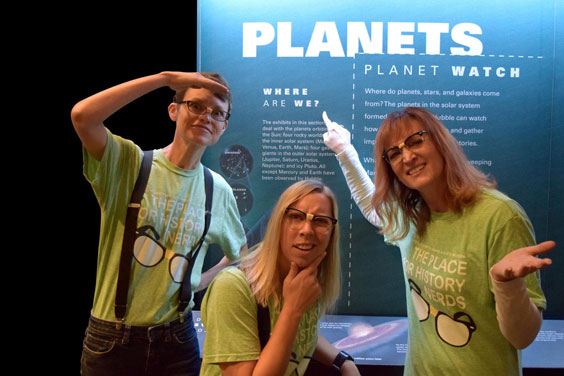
[284,207,337,233]
[409,279,476,347]
[176,100,230,122]
[382,130,429,163]
[134,225,192,283]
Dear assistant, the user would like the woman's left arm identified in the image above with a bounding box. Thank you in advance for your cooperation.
[312,335,360,375]
[490,241,555,349]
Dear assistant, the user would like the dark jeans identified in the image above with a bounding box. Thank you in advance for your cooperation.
[81,313,201,376]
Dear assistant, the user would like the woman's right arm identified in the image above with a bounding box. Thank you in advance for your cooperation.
[70,72,228,160]
[489,240,555,349]
[322,111,381,227]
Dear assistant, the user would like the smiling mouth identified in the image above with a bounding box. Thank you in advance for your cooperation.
[294,244,315,251]
[407,164,425,176]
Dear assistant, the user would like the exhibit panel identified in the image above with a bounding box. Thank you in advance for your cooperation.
[198,0,563,317]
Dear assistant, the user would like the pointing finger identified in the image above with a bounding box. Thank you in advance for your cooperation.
[322,111,334,130]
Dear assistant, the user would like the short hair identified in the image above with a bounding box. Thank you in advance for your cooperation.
[174,72,232,112]
[239,180,341,315]
[372,107,495,240]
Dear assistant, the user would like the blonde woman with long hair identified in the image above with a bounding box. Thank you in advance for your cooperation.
[200,180,360,376]
[322,107,555,375]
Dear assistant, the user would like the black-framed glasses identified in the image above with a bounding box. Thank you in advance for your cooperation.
[133,225,191,283]
[382,130,429,163]
[176,100,230,122]
[409,279,476,347]
[284,207,337,232]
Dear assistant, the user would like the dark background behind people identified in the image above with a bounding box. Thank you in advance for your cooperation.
[62,9,200,375]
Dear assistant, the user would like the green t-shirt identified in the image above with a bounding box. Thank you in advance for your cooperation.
[200,267,320,376]
[83,129,246,326]
[390,189,546,376]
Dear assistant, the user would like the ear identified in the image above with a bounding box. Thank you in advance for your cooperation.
[219,120,228,136]
[168,102,179,122]
[219,120,228,135]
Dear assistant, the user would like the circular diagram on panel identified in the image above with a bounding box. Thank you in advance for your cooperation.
[220,145,253,179]
[230,182,253,216]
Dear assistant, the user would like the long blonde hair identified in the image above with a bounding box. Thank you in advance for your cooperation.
[239,180,341,315]
[372,107,495,240]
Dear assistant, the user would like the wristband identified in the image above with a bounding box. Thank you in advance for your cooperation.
[332,350,354,370]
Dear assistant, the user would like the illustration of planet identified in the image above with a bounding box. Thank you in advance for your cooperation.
[333,319,408,354]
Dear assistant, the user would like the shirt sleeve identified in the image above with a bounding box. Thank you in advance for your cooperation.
[490,272,543,349]
[82,128,142,208]
[201,268,261,364]
[488,212,546,310]
[335,145,382,227]
[214,175,247,260]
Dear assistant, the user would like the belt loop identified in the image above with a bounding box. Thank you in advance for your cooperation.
[121,324,131,345]
[165,322,172,342]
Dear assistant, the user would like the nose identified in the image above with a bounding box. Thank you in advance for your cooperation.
[197,110,213,122]
[400,146,417,163]
[298,216,315,235]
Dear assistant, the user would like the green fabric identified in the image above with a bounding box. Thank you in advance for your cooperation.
[200,267,320,376]
[83,129,246,326]
[390,188,546,376]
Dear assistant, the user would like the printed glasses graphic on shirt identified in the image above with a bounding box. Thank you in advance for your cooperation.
[133,225,190,283]
[409,279,476,347]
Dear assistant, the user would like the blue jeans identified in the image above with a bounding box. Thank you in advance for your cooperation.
[80,313,201,376]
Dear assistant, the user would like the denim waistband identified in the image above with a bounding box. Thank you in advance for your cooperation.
[87,312,194,343]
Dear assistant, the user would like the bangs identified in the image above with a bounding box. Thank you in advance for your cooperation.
[376,111,423,157]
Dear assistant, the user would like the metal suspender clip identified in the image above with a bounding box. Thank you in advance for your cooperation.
[116,318,124,330]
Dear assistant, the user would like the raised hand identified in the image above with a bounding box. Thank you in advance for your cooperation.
[161,71,229,95]
[322,111,351,154]
[491,241,555,282]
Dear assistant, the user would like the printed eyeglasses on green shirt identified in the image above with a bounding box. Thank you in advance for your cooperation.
[409,278,476,347]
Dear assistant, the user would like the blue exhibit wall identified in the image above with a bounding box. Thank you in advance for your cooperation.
[547,0,564,319]
[197,0,563,318]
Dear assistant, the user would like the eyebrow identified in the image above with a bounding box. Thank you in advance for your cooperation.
[289,207,333,217]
